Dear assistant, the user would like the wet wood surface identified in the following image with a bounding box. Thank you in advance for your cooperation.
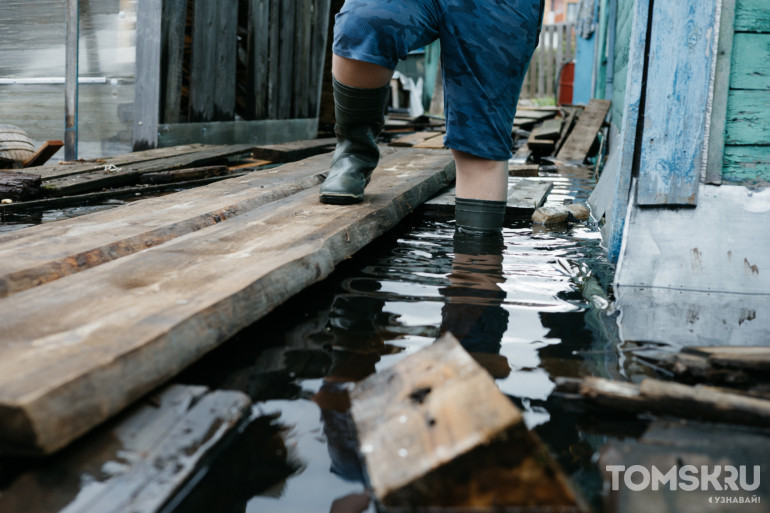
[0,385,251,513]
[251,137,336,162]
[351,333,582,510]
[556,99,610,164]
[0,148,454,455]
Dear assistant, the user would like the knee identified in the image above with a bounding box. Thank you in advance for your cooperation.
[333,3,405,69]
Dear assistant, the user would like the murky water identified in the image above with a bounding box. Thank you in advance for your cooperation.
[169,166,625,512]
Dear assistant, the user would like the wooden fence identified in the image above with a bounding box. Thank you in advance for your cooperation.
[521,23,576,101]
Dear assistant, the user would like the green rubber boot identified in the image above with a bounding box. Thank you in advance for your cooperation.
[320,78,390,204]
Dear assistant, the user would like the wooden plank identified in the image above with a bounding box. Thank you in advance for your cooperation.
[308,0,332,118]
[515,109,558,121]
[508,164,539,177]
[0,150,362,298]
[725,90,770,145]
[509,144,532,165]
[684,346,770,372]
[425,178,551,217]
[160,0,188,124]
[139,165,230,185]
[350,333,581,510]
[526,130,555,154]
[133,0,162,151]
[556,99,611,164]
[267,0,281,119]
[530,118,563,141]
[730,33,770,91]
[413,134,446,149]
[722,145,770,183]
[21,140,63,168]
[42,144,256,196]
[293,1,313,118]
[0,385,251,512]
[64,0,79,160]
[251,137,336,162]
[248,0,270,119]
[277,0,296,118]
[0,171,42,201]
[553,106,579,156]
[636,1,720,206]
[707,0,736,185]
[390,131,443,148]
[734,0,770,32]
[189,0,238,122]
[0,148,455,455]
[157,119,318,147]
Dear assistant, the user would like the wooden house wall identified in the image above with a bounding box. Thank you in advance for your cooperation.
[610,0,635,125]
[722,0,770,184]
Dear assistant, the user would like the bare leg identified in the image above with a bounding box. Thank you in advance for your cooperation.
[332,54,393,88]
[452,150,508,201]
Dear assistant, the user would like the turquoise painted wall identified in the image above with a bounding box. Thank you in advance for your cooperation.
[722,0,770,183]
[610,0,634,124]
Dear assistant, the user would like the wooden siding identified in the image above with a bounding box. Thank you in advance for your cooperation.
[722,0,770,183]
[610,0,635,124]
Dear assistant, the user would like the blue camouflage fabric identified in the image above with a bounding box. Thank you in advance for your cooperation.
[333,0,544,161]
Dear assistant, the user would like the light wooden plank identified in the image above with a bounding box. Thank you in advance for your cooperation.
[730,33,770,90]
[133,0,162,151]
[708,0,736,185]
[160,0,188,124]
[0,385,251,512]
[0,148,454,455]
[515,109,557,121]
[21,140,64,168]
[734,0,770,32]
[722,145,770,182]
[725,90,770,145]
[425,178,551,217]
[390,131,443,148]
[413,134,446,149]
[251,137,336,161]
[556,99,611,164]
[636,1,720,206]
[351,333,581,509]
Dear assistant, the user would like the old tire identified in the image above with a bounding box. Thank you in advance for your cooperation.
[0,125,36,163]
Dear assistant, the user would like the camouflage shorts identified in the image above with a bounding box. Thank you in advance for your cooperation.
[333,0,544,161]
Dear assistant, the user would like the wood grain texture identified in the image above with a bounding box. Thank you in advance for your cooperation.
[0,385,251,512]
[730,33,770,90]
[734,0,770,32]
[636,0,720,206]
[133,0,162,151]
[248,0,270,119]
[160,0,188,124]
[21,141,64,168]
[0,148,454,455]
[308,0,332,118]
[725,90,770,145]
[556,99,610,164]
[722,145,770,182]
[251,137,336,162]
[708,0,735,185]
[351,333,581,509]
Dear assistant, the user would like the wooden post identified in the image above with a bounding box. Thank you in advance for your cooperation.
[64,0,79,161]
[133,0,162,151]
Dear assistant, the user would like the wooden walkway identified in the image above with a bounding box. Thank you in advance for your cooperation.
[0,147,455,455]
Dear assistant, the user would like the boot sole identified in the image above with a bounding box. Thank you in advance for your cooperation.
[319,193,364,205]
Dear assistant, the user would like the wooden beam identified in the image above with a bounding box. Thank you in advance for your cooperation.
[21,141,64,168]
[556,99,610,164]
[0,148,455,455]
[133,0,162,151]
[351,333,582,509]
[64,0,79,160]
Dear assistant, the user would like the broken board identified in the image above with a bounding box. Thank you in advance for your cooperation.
[0,385,251,513]
[350,333,582,510]
[424,178,552,218]
[0,147,455,455]
[556,99,611,164]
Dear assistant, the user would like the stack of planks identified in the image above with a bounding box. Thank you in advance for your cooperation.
[0,146,456,456]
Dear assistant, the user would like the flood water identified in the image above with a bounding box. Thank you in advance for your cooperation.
[169,165,626,512]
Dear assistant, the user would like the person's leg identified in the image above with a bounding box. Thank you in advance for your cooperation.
[320,0,440,204]
[438,0,543,232]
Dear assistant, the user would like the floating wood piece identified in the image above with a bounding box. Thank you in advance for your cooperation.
[0,171,42,201]
[0,385,251,512]
[508,164,539,177]
[390,131,443,148]
[0,148,454,455]
[556,376,770,427]
[530,118,563,141]
[139,165,230,185]
[251,137,337,162]
[412,133,446,149]
[43,144,256,196]
[425,178,552,218]
[556,99,611,164]
[21,140,64,168]
[350,333,582,510]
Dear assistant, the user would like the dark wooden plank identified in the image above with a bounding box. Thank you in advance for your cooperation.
[133,0,162,151]
[531,118,564,141]
[21,141,64,168]
[308,0,332,118]
[0,385,251,512]
[139,165,230,184]
[527,130,556,154]
[251,137,336,162]
[248,0,270,119]
[43,144,256,196]
[0,171,42,201]
[293,2,313,119]
[0,148,455,454]
[267,0,281,119]
[556,99,610,163]
[278,0,297,119]
[189,0,238,122]
[351,333,582,510]
[160,0,188,123]
[508,164,539,177]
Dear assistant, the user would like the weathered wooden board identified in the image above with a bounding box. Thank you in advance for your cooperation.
[424,178,552,217]
[133,0,162,151]
[635,1,720,206]
[515,109,557,121]
[43,144,256,196]
[527,130,556,154]
[723,145,770,183]
[734,0,770,32]
[0,171,42,201]
[684,346,770,372]
[707,0,736,185]
[0,150,353,298]
[0,385,251,513]
[22,141,63,168]
[725,90,770,145]
[160,0,188,124]
[251,137,336,162]
[351,333,581,509]
[530,118,563,141]
[556,99,610,164]
[509,145,532,165]
[139,165,230,185]
[730,33,770,90]
[247,0,270,119]
[508,164,539,177]
[0,148,455,455]
[390,131,443,148]
[412,134,446,149]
